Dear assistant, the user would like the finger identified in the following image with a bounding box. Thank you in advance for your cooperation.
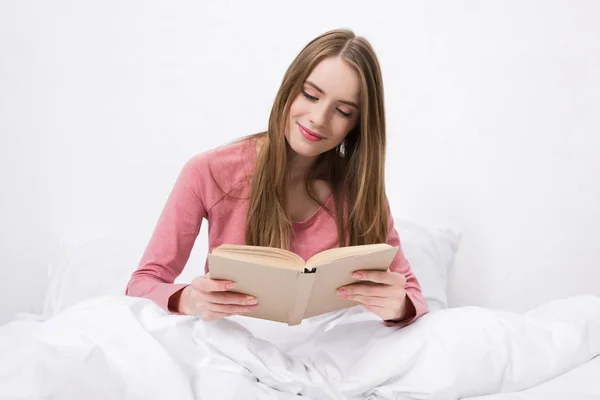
[188,297,257,318]
[192,275,234,292]
[342,293,404,313]
[337,283,399,298]
[360,304,397,320]
[343,294,389,307]
[353,270,405,285]
[361,303,385,313]
[206,291,258,306]
[206,302,258,315]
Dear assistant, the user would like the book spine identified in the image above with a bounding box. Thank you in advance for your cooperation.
[286,271,317,326]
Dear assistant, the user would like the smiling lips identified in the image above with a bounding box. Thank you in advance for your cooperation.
[297,123,324,141]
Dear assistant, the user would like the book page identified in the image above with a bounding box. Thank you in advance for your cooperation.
[305,243,394,268]
[213,244,305,269]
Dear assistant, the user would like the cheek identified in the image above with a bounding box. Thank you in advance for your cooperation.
[332,118,357,140]
[289,94,306,113]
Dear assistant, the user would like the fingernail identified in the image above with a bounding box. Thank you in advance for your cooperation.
[226,283,233,290]
[353,272,362,279]
[246,298,257,305]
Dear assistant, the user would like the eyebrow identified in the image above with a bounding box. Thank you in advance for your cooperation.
[305,80,360,109]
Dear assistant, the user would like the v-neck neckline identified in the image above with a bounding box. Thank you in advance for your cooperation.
[291,191,334,227]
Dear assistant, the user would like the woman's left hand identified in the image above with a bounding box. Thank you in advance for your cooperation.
[337,270,408,321]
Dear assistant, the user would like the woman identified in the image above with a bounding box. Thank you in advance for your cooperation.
[125,28,428,327]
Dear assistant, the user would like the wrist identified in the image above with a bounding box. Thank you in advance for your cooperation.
[168,286,187,314]
[388,294,415,322]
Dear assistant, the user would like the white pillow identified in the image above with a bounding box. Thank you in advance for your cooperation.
[42,220,460,318]
[41,226,210,319]
[41,236,145,319]
[395,218,461,312]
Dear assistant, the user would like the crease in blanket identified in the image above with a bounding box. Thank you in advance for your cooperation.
[0,295,599,400]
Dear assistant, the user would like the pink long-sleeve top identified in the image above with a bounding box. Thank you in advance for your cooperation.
[125,138,429,327]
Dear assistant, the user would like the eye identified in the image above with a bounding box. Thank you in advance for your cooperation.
[302,91,318,101]
[337,109,352,118]
[302,90,353,118]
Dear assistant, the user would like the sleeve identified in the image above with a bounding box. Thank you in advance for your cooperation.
[383,202,429,327]
[125,155,208,314]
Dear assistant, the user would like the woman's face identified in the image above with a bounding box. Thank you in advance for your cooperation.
[285,56,361,158]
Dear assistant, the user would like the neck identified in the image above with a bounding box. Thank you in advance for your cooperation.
[287,150,317,186]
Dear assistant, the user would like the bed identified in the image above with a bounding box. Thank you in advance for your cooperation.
[468,356,600,400]
[1,218,599,400]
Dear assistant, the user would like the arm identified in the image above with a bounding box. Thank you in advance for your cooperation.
[383,204,429,327]
[125,155,208,314]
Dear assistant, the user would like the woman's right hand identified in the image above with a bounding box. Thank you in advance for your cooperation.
[174,272,258,320]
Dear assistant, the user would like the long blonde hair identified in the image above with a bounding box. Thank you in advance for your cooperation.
[233,28,389,249]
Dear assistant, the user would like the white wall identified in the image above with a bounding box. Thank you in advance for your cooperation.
[1,1,599,324]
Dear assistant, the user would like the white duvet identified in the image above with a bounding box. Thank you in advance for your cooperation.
[0,295,599,400]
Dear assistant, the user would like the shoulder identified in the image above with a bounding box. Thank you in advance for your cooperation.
[181,137,256,207]
[185,137,255,177]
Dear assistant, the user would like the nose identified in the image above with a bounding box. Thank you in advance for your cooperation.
[310,103,329,127]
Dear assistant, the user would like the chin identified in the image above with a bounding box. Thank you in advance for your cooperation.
[286,131,327,158]
[285,122,331,158]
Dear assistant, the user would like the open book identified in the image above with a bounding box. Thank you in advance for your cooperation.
[207,243,399,325]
